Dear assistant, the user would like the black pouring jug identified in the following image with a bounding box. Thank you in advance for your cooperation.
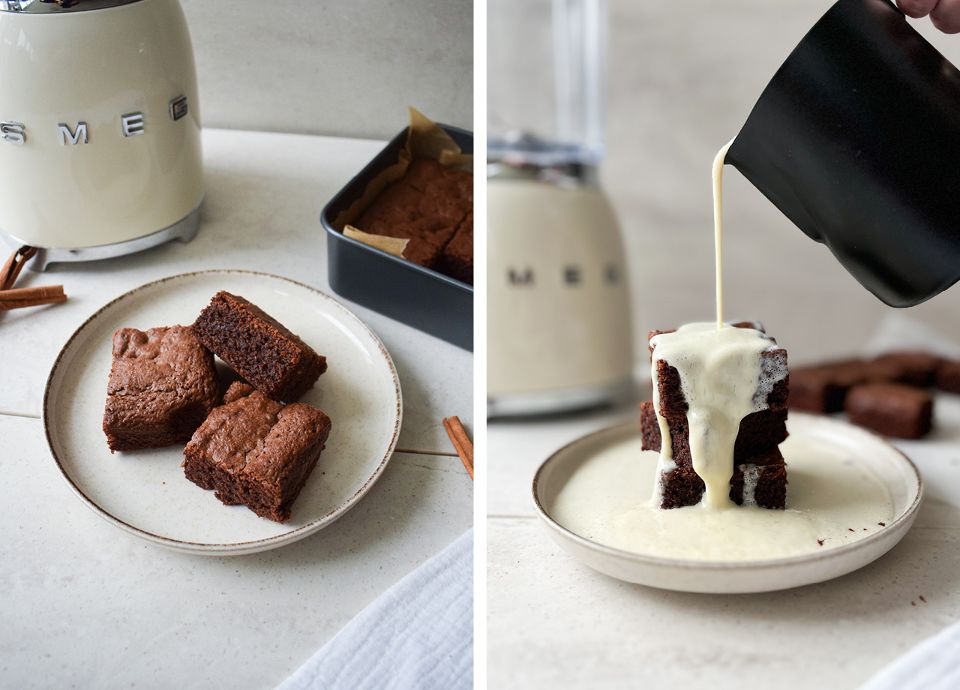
[726,0,960,308]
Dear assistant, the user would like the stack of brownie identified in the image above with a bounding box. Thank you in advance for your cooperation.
[102,291,332,523]
[354,158,473,284]
[790,351,954,438]
[640,324,790,510]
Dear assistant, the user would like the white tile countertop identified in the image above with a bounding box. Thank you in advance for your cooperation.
[0,129,473,688]
[488,397,960,690]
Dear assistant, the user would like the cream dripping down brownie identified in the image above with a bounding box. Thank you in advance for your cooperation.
[642,322,789,510]
[192,291,327,402]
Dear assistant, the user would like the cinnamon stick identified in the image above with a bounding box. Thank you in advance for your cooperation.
[442,416,473,480]
[0,246,37,290]
[0,246,66,311]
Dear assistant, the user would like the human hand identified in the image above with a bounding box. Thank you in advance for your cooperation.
[898,0,960,33]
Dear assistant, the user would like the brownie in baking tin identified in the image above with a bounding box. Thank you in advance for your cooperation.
[439,212,473,285]
[844,383,933,439]
[102,326,219,452]
[183,382,332,522]
[192,291,327,403]
[355,158,473,280]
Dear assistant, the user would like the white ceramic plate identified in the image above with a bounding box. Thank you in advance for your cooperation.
[44,270,402,556]
[533,414,923,593]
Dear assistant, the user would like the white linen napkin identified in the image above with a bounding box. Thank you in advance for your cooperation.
[860,621,960,690]
[277,529,473,690]
[858,313,960,689]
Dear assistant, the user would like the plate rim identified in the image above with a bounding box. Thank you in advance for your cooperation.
[42,269,403,555]
[531,413,924,571]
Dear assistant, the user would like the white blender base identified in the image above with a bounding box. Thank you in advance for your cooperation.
[0,202,202,272]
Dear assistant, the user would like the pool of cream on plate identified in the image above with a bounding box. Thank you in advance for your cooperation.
[550,431,895,562]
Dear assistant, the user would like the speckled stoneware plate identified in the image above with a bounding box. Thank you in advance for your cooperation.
[44,270,402,556]
[533,414,923,593]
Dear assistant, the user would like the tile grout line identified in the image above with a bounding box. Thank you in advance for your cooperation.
[395,448,458,457]
[489,514,537,520]
[0,410,41,420]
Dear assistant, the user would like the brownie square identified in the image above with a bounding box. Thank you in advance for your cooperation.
[872,351,943,387]
[728,459,788,509]
[657,456,787,510]
[183,382,332,522]
[648,325,788,421]
[192,292,327,403]
[789,358,905,413]
[936,360,960,394]
[639,401,787,465]
[845,382,933,439]
[789,366,846,413]
[102,326,218,452]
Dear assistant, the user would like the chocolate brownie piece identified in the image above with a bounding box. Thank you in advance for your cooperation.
[936,360,960,394]
[183,382,332,522]
[845,383,933,439]
[640,401,787,465]
[872,351,943,387]
[789,358,905,413]
[439,213,473,284]
[641,401,788,508]
[102,326,218,452]
[648,325,788,421]
[728,458,788,509]
[192,292,326,403]
[658,454,787,509]
[657,465,705,510]
[789,366,847,413]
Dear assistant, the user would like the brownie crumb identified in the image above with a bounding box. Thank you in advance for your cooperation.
[920,595,927,603]
[911,601,916,606]
[817,539,825,546]
[848,528,855,532]
[879,522,886,526]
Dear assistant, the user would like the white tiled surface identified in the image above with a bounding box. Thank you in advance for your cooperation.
[488,397,960,690]
[1,416,471,690]
[0,129,473,688]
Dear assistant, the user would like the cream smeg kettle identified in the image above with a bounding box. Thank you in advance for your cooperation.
[0,0,203,269]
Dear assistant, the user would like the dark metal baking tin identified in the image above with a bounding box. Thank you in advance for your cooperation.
[321,125,473,351]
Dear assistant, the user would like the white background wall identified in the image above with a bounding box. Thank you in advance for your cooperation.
[599,0,960,365]
[181,0,473,139]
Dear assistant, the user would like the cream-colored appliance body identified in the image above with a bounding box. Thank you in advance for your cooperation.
[487,177,633,415]
[0,0,202,269]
